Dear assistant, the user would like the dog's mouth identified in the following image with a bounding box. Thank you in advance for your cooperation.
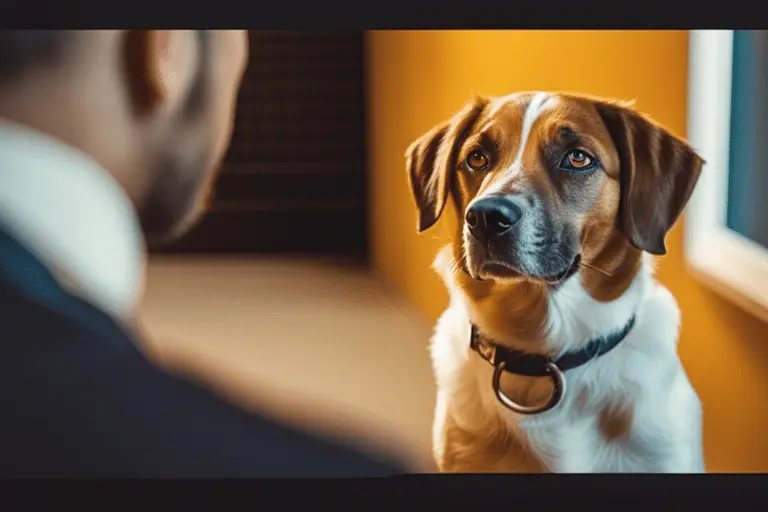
[540,254,581,286]
[476,254,581,286]
[478,261,522,280]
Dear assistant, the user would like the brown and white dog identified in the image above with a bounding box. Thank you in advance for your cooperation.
[406,92,705,473]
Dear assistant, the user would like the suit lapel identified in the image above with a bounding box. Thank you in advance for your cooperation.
[0,228,136,347]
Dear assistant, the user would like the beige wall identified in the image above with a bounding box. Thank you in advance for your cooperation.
[367,30,768,472]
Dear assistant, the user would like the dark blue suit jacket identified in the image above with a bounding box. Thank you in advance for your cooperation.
[0,229,404,477]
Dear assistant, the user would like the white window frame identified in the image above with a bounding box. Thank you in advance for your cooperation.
[686,30,768,321]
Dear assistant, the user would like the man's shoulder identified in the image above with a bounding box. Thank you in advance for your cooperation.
[0,283,405,477]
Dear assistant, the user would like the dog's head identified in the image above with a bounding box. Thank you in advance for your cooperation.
[407,92,704,290]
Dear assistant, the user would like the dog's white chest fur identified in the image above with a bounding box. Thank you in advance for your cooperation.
[430,249,705,473]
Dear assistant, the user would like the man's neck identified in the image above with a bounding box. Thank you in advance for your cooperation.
[0,120,146,321]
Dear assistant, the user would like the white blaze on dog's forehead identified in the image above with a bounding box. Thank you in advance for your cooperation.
[513,92,554,166]
[481,93,556,198]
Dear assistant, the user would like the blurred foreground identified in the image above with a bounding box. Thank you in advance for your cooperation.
[138,256,436,471]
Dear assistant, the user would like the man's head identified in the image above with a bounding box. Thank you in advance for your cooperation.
[407,92,704,288]
[0,30,249,245]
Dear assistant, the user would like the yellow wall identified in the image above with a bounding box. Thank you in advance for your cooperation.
[367,30,768,472]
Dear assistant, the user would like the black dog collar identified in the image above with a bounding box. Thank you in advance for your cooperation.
[469,315,636,415]
[470,315,636,377]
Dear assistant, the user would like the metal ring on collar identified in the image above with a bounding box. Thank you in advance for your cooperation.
[491,360,566,415]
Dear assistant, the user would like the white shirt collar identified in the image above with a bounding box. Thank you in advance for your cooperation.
[0,121,145,321]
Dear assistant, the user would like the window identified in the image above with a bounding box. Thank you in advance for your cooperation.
[726,31,768,249]
[686,30,768,321]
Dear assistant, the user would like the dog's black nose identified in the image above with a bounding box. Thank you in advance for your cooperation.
[466,196,523,244]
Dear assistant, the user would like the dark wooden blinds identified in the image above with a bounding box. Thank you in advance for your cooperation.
[155,30,367,256]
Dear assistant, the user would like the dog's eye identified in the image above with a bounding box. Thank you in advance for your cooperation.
[465,149,490,171]
[559,149,597,172]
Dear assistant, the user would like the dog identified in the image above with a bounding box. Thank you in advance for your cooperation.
[406,92,705,473]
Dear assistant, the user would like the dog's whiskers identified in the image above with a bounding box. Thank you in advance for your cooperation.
[449,257,463,278]
[579,260,613,278]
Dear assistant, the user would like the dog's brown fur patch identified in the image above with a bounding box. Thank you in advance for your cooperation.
[598,402,635,442]
[438,411,547,473]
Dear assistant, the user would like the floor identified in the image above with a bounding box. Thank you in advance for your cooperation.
[137,256,437,471]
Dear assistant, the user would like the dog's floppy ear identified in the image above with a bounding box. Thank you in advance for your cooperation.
[594,100,705,255]
[406,98,487,233]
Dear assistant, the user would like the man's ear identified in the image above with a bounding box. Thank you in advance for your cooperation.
[405,97,487,233]
[124,30,197,114]
[594,100,705,255]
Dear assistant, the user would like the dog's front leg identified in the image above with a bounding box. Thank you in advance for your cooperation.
[433,403,547,473]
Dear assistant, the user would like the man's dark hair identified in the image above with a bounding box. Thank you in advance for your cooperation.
[0,30,74,83]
